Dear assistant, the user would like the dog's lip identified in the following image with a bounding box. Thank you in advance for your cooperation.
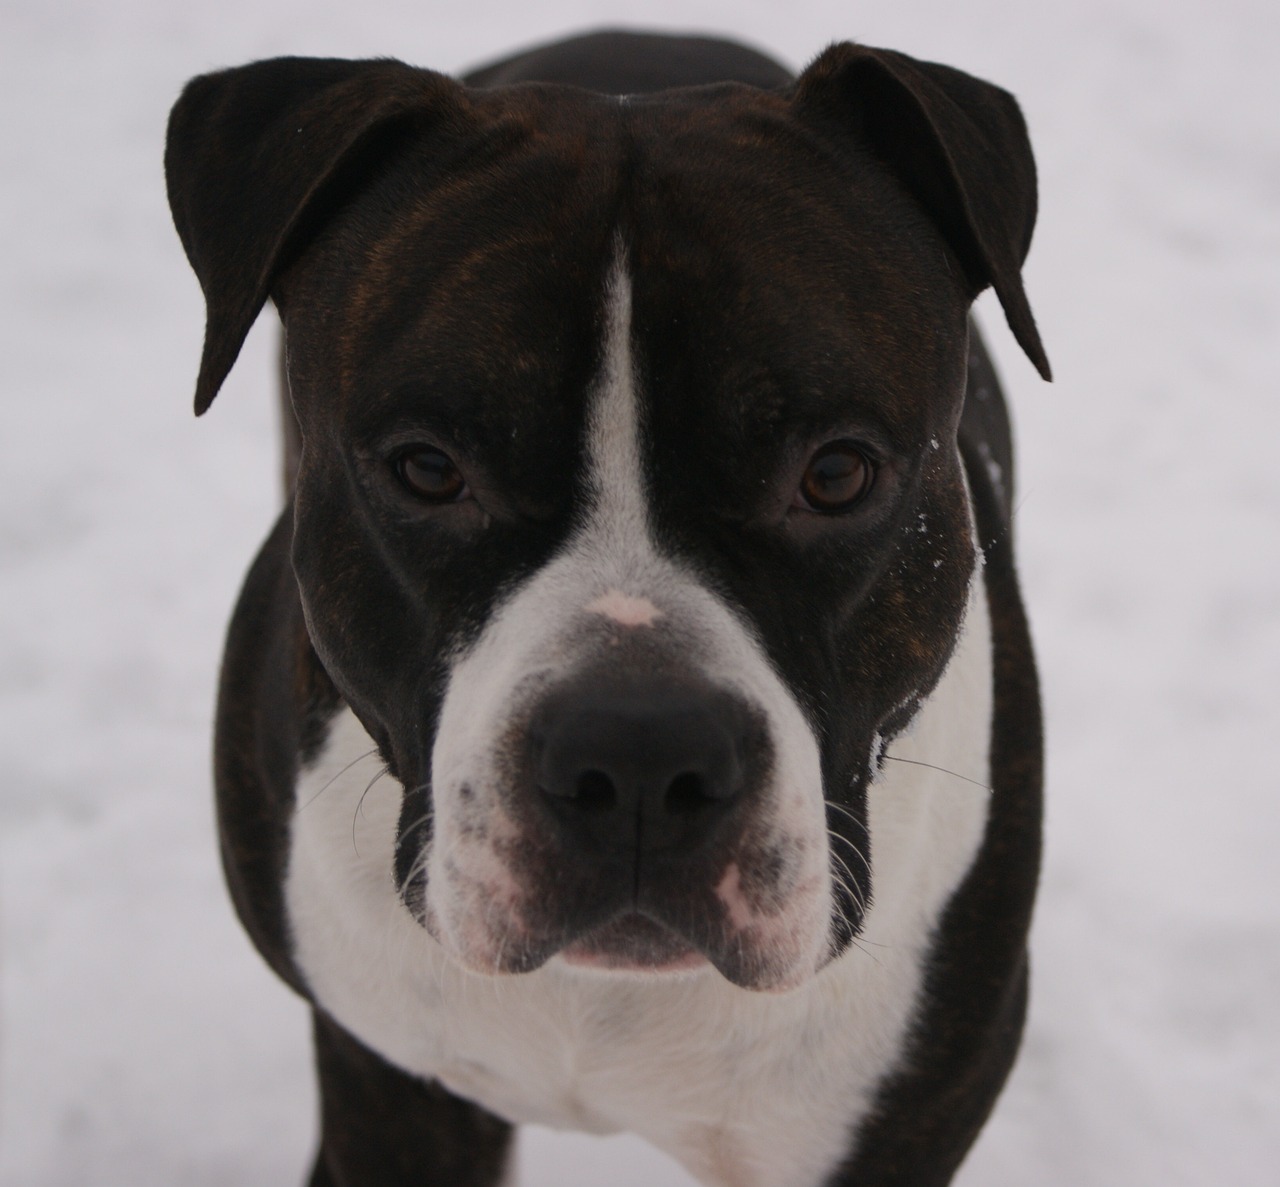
[559,913,710,974]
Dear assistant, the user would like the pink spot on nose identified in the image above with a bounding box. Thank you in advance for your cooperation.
[584,589,663,627]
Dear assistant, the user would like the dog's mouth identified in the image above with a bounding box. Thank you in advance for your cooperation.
[559,912,710,974]
[421,785,836,991]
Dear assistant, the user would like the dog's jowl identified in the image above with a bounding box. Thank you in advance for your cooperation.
[167,29,1049,1187]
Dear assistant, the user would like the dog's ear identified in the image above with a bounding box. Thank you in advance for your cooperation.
[165,57,466,414]
[793,43,1051,380]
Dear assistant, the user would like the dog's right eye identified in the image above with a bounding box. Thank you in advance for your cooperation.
[794,441,875,513]
[394,446,469,503]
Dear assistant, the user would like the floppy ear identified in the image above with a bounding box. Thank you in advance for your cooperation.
[793,43,1051,380]
[165,57,467,414]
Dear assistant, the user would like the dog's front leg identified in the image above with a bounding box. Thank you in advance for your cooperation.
[307,1009,513,1187]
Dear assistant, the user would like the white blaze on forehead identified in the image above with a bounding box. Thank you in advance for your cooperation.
[585,260,649,551]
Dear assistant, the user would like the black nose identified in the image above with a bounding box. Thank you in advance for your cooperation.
[530,678,760,855]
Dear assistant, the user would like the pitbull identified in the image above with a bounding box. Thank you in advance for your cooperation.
[166,29,1049,1187]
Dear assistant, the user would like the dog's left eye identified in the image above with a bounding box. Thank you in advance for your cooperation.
[394,446,469,503]
[795,442,875,513]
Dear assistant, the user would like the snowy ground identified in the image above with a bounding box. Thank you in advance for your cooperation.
[1,1,1277,1183]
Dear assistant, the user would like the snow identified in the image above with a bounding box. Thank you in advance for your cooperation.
[1,0,1277,1183]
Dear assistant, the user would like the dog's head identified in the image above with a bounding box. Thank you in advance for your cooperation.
[168,44,1047,992]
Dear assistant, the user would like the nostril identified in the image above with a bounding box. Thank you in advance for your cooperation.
[574,769,617,812]
[664,771,711,815]
[538,769,618,814]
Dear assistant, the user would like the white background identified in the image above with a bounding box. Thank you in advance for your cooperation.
[1,0,1277,1183]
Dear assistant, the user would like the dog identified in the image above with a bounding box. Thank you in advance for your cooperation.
[166,29,1049,1187]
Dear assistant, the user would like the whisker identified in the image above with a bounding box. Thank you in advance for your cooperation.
[823,812,899,956]
[824,849,889,967]
[399,829,432,884]
[826,837,867,915]
[823,803,872,875]
[824,798,866,832]
[881,755,991,792]
[357,765,391,820]
[824,799,873,933]
[847,935,884,965]
[827,826,872,878]
[396,815,434,842]
[826,846,865,925]
[830,882,864,940]
[491,924,513,1007]
[351,765,392,857]
[827,881,880,966]
[430,893,451,1004]
[300,746,381,810]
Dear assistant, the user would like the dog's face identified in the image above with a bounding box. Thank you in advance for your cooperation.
[167,46,1047,993]
[277,85,974,991]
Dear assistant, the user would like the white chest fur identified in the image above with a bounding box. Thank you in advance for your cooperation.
[285,575,993,1187]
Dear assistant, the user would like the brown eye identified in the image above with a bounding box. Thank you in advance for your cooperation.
[797,442,874,512]
[395,446,468,502]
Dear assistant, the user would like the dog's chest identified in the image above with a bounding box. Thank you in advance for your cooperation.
[423,962,900,1187]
